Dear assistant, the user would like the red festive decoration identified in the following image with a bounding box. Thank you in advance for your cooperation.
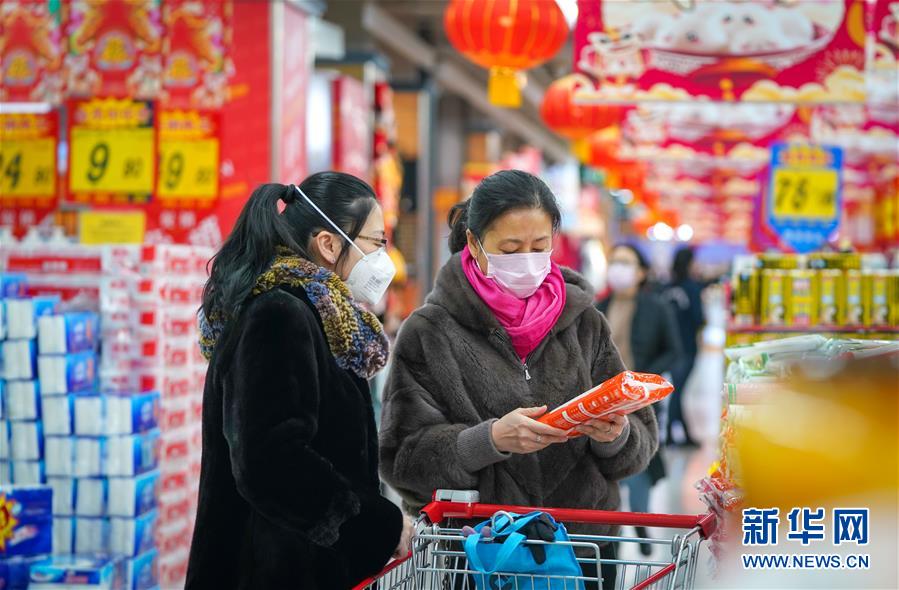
[444,0,569,108]
[541,74,623,160]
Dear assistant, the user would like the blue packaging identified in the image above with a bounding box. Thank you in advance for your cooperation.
[29,555,117,589]
[0,485,53,557]
[5,380,41,421]
[106,431,160,478]
[0,273,27,298]
[0,554,52,590]
[9,421,43,460]
[5,296,59,340]
[10,460,46,485]
[110,511,157,557]
[38,351,98,395]
[108,471,159,517]
[0,299,5,341]
[2,340,38,381]
[38,312,101,355]
[42,395,75,436]
[107,392,160,435]
[122,549,159,590]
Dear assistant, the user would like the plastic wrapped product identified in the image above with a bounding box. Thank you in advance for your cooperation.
[538,371,674,436]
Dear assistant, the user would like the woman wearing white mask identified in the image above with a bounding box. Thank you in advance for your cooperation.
[188,173,412,590]
[596,243,683,556]
[380,170,659,589]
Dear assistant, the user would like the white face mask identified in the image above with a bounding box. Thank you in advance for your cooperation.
[295,185,396,305]
[607,262,639,292]
[477,239,553,299]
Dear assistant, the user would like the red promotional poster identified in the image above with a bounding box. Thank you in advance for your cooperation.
[0,1,65,103]
[574,0,868,103]
[275,2,310,183]
[867,0,898,105]
[161,0,232,109]
[0,111,60,237]
[66,0,164,99]
[332,75,371,182]
[67,98,157,204]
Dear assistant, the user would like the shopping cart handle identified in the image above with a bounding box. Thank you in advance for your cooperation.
[420,499,718,538]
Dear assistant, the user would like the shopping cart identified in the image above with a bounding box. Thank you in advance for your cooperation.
[354,490,717,590]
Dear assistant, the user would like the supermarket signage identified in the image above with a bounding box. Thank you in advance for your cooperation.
[79,210,146,245]
[68,98,156,204]
[0,112,59,205]
[766,143,843,254]
[157,109,220,205]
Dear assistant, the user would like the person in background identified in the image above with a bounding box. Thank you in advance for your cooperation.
[187,173,412,590]
[662,246,705,447]
[380,170,658,590]
[596,243,682,555]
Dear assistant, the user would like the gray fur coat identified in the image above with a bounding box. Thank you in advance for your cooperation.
[379,254,658,535]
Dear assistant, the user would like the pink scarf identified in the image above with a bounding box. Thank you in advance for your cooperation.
[461,247,567,361]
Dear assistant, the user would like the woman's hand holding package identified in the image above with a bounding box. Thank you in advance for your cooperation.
[393,515,414,559]
[575,413,628,443]
[491,406,570,454]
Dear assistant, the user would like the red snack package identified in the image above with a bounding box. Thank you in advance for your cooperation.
[538,371,673,436]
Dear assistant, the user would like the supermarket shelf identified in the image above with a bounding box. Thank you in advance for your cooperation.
[727,324,899,334]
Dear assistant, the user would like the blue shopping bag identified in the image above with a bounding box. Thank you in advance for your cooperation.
[463,511,585,590]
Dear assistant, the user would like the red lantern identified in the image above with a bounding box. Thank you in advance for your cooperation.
[540,74,623,160]
[445,0,569,108]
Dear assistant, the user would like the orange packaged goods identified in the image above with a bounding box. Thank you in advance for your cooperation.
[538,371,673,436]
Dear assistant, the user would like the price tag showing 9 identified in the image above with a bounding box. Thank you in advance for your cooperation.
[69,127,155,194]
[157,138,219,199]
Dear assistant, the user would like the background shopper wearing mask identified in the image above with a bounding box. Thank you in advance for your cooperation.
[662,246,706,447]
[596,244,683,555]
[187,173,412,590]
[379,170,659,589]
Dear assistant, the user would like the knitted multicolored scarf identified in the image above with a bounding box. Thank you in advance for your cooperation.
[199,251,389,380]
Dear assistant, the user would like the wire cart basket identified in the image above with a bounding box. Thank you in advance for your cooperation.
[354,490,717,590]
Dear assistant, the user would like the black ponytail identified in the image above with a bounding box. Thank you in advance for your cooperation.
[202,172,377,319]
[447,169,561,254]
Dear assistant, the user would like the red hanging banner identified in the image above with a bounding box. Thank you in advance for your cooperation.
[161,0,232,109]
[65,0,164,99]
[0,1,65,103]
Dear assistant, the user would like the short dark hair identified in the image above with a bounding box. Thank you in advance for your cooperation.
[672,246,695,283]
[447,170,561,254]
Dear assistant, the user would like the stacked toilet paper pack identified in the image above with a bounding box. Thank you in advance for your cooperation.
[2,272,60,487]
[135,245,210,589]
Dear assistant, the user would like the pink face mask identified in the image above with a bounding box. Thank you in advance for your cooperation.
[477,240,553,299]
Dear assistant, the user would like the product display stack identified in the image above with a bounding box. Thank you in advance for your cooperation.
[134,245,210,589]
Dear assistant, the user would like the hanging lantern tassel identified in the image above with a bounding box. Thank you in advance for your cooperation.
[488,67,522,108]
[571,138,591,163]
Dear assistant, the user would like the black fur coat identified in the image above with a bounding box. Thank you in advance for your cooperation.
[379,255,659,537]
[186,286,403,589]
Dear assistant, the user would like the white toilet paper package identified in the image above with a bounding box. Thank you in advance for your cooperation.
[38,351,98,395]
[122,549,159,590]
[38,311,101,355]
[42,395,75,435]
[110,510,159,557]
[45,431,160,478]
[74,391,160,436]
[52,516,74,554]
[5,380,41,421]
[48,477,76,515]
[0,461,11,485]
[29,555,117,589]
[10,460,46,485]
[2,340,38,381]
[0,420,8,460]
[9,421,44,460]
[76,477,109,516]
[4,295,59,340]
[75,517,111,554]
[108,471,160,517]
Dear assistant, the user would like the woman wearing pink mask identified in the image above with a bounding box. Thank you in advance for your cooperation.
[380,170,659,589]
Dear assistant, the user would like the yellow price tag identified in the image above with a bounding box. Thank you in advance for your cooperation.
[157,138,219,199]
[771,168,839,220]
[70,127,155,194]
[79,211,146,244]
[0,137,56,198]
